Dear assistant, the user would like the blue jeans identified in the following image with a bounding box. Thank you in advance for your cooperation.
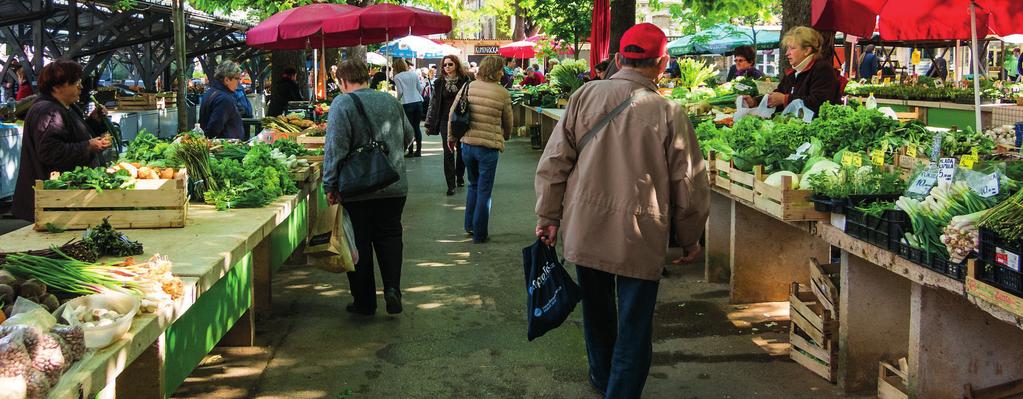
[461,143,499,241]
[576,265,660,399]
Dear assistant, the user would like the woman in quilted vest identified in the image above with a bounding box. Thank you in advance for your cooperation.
[447,56,513,244]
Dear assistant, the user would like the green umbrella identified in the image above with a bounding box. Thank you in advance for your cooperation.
[668,24,780,56]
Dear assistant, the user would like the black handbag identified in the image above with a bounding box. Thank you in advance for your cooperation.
[449,82,471,141]
[336,93,400,197]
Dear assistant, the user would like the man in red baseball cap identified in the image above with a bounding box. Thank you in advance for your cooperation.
[535,22,709,398]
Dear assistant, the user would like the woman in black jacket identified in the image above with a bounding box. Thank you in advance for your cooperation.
[12,59,111,221]
[767,26,842,115]
[425,55,472,196]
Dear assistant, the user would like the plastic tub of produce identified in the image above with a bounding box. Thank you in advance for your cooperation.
[60,291,140,349]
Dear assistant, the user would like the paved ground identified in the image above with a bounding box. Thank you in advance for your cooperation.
[172,134,850,398]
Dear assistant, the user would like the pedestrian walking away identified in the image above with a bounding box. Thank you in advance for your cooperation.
[425,55,471,195]
[323,59,414,316]
[392,57,425,157]
[534,23,710,398]
[448,55,513,244]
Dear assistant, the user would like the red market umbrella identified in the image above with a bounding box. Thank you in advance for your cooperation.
[246,3,369,50]
[590,0,610,78]
[811,0,1023,41]
[499,41,536,59]
[323,4,452,42]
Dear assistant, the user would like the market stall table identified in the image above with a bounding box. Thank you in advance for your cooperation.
[0,181,320,398]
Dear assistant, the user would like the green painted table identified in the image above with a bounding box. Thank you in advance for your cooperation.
[0,179,321,398]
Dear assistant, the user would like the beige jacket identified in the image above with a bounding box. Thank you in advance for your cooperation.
[448,80,513,151]
[534,69,710,281]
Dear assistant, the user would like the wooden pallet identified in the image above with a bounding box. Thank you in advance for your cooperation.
[34,176,188,231]
[878,359,910,399]
[789,282,837,383]
[297,134,325,149]
[965,259,1023,318]
[753,173,828,221]
[809,258,841,316]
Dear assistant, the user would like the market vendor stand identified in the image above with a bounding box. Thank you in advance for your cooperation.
[543,107,1023,397]
[0,174,322,398]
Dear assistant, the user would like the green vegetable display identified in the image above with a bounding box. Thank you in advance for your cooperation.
[42,167,133,191]
[123,129,177,167]
[204,143,299,210]
[84,218,144,257]
[806,165,906,199]
[896,181,996,259]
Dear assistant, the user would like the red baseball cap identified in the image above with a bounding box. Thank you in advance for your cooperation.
[620,23,668,59]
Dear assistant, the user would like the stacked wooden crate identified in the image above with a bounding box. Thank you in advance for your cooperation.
[789,258,840,382]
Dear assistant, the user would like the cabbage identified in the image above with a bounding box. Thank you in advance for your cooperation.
[765,171,800,189]
[800,160,841,188]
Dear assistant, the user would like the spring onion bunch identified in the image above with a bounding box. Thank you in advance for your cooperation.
[896,181,996,259]
[1,251,138,295]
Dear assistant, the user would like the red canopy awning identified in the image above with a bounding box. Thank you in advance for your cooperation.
[590,0,610,77]
[322,4,452,41]
[499,41,536,59]
[247,3,367,50]
[812,0,1023,41]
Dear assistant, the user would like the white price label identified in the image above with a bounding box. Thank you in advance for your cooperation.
[786,142,813,160]
[908,170,939,195]
[979,172,1000,198]
[938,158,956,183]
[931,132,943,161]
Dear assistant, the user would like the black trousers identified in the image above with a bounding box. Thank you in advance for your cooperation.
[402,102,423,153]
[342,196,406,312]
[440,124,465,189]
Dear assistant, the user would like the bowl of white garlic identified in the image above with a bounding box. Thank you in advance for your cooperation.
[60,291,140,349]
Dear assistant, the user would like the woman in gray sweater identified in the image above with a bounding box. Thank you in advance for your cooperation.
[324,59,414,316]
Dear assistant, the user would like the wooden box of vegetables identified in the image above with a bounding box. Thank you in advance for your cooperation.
[296,134,325,149]
[33,164,188,231]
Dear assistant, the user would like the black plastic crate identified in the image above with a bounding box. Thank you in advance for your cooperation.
[926,255,967,281]
[978,227,1023,273]
[975,260,1023,297]
[897,242,927,266]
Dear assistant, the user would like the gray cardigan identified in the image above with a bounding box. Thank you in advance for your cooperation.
[323,89,414,202]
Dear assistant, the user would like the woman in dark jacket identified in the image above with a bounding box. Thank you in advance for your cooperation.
[199,61,245,139]
[425,55,471,196]
[12,59,111,222]
[765,26,841,115]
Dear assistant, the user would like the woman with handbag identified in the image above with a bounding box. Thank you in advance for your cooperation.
[448,56,513,244]
[323,59,414,316]
[425,55,472,196]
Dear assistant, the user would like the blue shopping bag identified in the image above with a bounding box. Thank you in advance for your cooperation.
[522,239,581,341]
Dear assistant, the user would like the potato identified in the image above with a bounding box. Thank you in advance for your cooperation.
[159,168,175,179]
[147,169,160,180]
[137,166,153,179]
[174,168,188,180]
[117,162,138,178]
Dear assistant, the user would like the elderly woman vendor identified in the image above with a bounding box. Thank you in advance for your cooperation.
[199,60,245,139]
[743,26,841,115]
[12,59,111,222]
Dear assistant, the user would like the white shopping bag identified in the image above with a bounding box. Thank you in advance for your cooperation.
[780,99,815,123]
[734,95,776,122]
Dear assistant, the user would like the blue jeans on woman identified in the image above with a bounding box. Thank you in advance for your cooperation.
[461,143,499,242]
[576,265,660,398]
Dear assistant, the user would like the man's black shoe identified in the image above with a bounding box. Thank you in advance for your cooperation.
[345,303,375,316]
[384,288,403,314]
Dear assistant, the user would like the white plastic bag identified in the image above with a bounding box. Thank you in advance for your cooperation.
[305,204,358,273]
[2,297,56,331]
[781,99,815,123]
[876,106,899,121]
[734,95,776,122]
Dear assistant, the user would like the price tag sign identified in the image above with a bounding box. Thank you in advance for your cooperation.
[960,154,977,169]
[931,132,943,162]
[979,172,1000,198]
[883,77,892,85]
[908,170,939,195]
[971,147,979,158]
[906,145,918,158]
[842,152,862,167]
[938,157,956,183]
[871,149,886,165]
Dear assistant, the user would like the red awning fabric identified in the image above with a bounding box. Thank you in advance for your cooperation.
[812,0,1023,41]
[590,0,610,77]
[247,3,365,50]
[322,4,452,41]
[499,41,536,59]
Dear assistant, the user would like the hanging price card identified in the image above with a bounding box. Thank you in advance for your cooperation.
[971,147,979,158]
[841,152,862,167]
[883,77,892,85]
[979,172,1000,198]
[908,170,939,195]
[960,154,977,169]
[786,142,813,160]
[931,132,943,162]
[906,145,918,158]
[871,149,885,165]
[938,157,956,183]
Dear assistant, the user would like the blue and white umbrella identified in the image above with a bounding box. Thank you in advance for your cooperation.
[379,35,459,59]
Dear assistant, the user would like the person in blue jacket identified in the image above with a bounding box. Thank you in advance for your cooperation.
[234,84,253,118]
[198,61,245,139]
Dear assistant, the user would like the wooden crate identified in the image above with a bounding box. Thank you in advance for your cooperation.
[115,93,160,110]
[299,155,324,163]
[289,162,322,183]
[895,152,930,178]
[297,134,325,149]
[710,152,732,191]
[965,378,1023,399]
[878,360,909,399]
[809,258,841,316]
[34,177,188,231]
[729,165,761,203]
[965,259,1023,319]
[789,282,837,383]
[753,173,828,221]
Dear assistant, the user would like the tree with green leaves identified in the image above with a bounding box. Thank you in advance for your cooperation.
[524,0,592,59]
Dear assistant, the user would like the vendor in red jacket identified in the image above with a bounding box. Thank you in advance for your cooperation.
[744,26,841,115]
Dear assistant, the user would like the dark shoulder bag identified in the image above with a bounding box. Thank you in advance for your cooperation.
[576,89,654,153]
[449,82,472,141]
[337,93,400,197]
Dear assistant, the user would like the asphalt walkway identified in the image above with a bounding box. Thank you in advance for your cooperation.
[173,134,848,398]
